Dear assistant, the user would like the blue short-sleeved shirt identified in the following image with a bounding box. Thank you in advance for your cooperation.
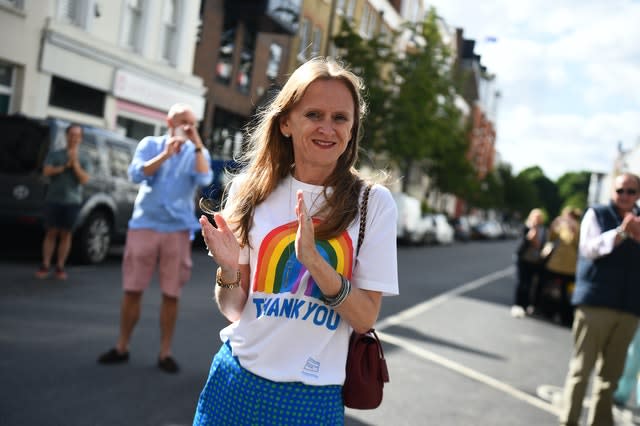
[128,135,213,233]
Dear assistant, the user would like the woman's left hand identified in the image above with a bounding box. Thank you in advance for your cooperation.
[294,190,318,266]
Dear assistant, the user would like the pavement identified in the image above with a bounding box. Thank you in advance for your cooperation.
[345,267,640,426]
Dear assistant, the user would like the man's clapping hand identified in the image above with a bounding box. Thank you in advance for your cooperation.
[620,214,640,241]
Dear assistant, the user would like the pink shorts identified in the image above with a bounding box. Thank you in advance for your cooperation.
[122,229,192,298]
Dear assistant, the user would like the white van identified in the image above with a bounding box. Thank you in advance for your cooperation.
[391,192,422,244]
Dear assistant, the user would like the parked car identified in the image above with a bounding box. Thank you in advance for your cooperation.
[414,214,437,245]
[392,192,422,245]
[472,220,506,240]
[451,216,472,242]
[0,115,140,264]
[423,213,455,244]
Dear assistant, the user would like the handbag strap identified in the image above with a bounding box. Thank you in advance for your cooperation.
[357,184,372,256]
[368,329,390,383]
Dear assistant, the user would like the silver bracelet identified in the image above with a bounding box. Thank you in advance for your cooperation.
[321,274,352,308]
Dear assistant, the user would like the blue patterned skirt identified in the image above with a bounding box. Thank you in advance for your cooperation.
[193,341,344,425]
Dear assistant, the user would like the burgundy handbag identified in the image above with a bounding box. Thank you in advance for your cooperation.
[343,328,390,409]
[342,184,390,409]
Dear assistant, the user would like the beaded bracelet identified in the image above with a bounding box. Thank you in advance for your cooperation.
[216,267,241,289]
[321,274,352,308]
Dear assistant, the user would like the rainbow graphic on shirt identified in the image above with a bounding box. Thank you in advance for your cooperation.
[253,219,354,299]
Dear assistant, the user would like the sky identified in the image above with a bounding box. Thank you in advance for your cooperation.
[426,0,640,180]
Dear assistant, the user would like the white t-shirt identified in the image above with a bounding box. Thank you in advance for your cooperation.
[220,175,399,385]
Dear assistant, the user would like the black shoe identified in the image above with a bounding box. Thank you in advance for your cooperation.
[157,356,179,374]
[97,348,129,364]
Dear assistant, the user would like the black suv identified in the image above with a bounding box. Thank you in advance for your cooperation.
[0,114,140,264]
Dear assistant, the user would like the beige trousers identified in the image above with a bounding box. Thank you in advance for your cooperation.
[559,306,638,426]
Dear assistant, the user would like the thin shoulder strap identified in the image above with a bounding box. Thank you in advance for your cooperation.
[357,184,372,256]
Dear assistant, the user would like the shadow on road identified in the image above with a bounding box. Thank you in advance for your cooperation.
[385,323,505,361]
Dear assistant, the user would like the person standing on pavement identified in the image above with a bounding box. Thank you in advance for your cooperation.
[538,206,581,325]
[192,57,399,424]
[511,208,546,318]
[97,103,212,374]
[35,123,91,280]
[559,172,640,426]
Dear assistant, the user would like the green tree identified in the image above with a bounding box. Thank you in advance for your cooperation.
[556,171,590,212]
[519,166,561,217]
[492,163,537,219]
[332,19,393,154]
[334,8,474,195]
[383,9,473,193]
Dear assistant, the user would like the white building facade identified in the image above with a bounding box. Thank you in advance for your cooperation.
[589,140,640,206]
[0,0,205,140]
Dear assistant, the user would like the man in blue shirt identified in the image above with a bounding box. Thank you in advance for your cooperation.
[98,103,212,373]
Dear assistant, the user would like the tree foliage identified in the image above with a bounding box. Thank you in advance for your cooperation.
[331,7,589,220]
[333,8,474,194]
[332,19,392,153]
[556,171,590,212]
[518,166,562,218]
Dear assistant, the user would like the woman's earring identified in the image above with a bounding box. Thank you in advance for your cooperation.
[283,133,290,138]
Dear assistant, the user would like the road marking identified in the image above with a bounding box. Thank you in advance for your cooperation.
[376,266,515,330]
[378,330,559,416]
[376,265,559,416]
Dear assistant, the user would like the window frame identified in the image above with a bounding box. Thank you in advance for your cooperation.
[311,26,322,57]
[56,0,93,29]
[0,62,14,114]
[0,0,24,10]
[121,0,146,53]
[297,17,311,62]
[160,0,180,65]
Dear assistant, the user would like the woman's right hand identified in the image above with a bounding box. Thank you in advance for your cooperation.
[199,213,240,271]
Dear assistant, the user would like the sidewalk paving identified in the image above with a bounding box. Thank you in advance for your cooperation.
[346,271,640,426]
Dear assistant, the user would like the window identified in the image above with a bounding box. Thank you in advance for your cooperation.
[359,3,370,36]
[216,15,236,85]
[106,142,133,180]
[211,108,245,158]
[266,44,282,80]
[336,0,345,14]
[0,63,14,114]
[368,7,377,38]
[1,0,24,10]
[122,0,144,51]
[297,18,310,61]
[236,27,255,94]
[161,0,178,64]
[57,0,89,28]
[311,27,322,57]
[78,135,101,175]
[380,22,390,43]
[346,0,356,19]
[49,77,105,117]
[116,116,157,141]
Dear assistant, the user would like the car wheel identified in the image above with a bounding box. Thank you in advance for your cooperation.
[75,211,112,264]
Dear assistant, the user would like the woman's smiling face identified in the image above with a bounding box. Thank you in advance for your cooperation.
[279,78,355,182]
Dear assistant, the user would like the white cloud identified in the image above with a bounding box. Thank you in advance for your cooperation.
[427,0,640,179]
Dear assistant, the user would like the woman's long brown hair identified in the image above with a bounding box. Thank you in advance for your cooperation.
[212,57,369,248]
